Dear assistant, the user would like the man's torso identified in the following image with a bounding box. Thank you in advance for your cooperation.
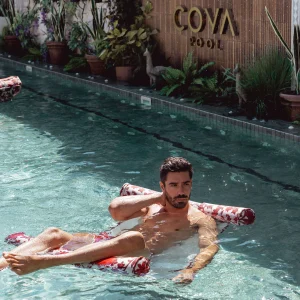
[131,203,206,254]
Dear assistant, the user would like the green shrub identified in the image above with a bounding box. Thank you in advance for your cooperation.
[63,56,87,72]
[22,47,43,62]
[242,48,291,118]
[160,52,217,102]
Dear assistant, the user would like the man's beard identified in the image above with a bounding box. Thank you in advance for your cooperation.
[165,190,190,209]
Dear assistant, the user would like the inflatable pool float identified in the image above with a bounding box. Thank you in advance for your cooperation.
[5,183,255,276]
[0,76,22,102]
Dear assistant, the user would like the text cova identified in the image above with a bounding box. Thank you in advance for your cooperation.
[174,6,238,37]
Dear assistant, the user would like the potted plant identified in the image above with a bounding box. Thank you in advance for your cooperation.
[11,2,40,53]
[0,0,22,56]
[83,0,107,75]
[41,0,76,65]
[266,7,300,121]
[100,1,157,81]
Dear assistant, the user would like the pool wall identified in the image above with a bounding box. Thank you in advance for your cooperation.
[1,55,300,144]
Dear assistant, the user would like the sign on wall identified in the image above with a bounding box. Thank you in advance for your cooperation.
[174,6,239,50]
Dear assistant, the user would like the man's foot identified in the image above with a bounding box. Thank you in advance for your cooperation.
[3,252,46,275]
[0,257,9,271]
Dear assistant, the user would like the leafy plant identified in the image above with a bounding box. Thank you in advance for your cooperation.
[82,0,106,41]
[11,2,40,48]
[107,0,142,28]
[93,37,109,56]
[0,0,16,35]
[40,0,77,42]
[160,52,216,101]
[100,1,157,66]
[63,56,87,72]
[81,0,108,56]
[68,22,88,54]
[240,49,291,118]
[22,47,43,61]
[265,7,300,94]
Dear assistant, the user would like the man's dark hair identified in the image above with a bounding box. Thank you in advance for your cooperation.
[160,157,193,183]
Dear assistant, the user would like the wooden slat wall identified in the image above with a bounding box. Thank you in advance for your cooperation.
[144,0,291,69]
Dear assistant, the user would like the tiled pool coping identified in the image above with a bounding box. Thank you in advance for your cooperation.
[1,55,300,144]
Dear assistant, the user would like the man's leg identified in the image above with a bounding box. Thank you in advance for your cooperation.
[4,231,145,275]
[0,227,73,270]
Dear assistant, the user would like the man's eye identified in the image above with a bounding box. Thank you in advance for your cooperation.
[185,182,191,186]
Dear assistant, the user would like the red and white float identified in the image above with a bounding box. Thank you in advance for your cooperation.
[5,183,255,276]
[0,76,22,102]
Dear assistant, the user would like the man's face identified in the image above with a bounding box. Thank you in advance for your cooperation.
[160,171,192,209]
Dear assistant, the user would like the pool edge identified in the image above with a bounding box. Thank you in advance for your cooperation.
[1,55,300,144]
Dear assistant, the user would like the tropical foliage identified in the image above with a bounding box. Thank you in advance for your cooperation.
[107,0,142,28]
[40,0,77,42]
[160,52,217,102]
[11,3,40,48]
[63,56,87,72]
[226,49,291,119]
[82,0,105,41]
[22,47,43,61]
[100,1,157,66]
[67,22,88,54]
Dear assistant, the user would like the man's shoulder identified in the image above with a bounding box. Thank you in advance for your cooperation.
[188,205,216,225]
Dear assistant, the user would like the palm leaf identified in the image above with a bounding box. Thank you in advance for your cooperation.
[160,86,170,95]
[162,67,185,85]
[166,83,181,96]
[205,75,218,91]
[183,52,194,75]
[197,61,215,75]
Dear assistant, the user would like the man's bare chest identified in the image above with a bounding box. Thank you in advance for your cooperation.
[142,212,197,234]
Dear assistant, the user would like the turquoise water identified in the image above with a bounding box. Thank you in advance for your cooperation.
[0,62,300,299]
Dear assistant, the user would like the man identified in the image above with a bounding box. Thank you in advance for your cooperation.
[1,157,219,284]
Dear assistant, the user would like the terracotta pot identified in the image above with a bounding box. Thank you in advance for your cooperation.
[116,66,133,81]
[46,41,68,65]
[4,36,23,56]
[85,54,105,75]
[279,92,300,121]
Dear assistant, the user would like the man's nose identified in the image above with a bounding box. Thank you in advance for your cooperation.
[178,184,185,194]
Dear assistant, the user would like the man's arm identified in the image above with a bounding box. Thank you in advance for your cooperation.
[109,193,165,221]
[173,215,219,284]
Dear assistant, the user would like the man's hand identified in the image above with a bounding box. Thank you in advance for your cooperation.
[172,269,194,284]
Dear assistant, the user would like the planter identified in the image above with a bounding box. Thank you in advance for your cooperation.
[46,41,68,65]
[4,36,23,56]
[279,92,300,121]
[85,54,106,75]
[116,66,133,81]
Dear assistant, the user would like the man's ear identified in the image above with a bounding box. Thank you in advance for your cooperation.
[159,181,165,192]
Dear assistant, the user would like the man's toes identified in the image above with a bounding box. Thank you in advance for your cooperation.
[3,253,15,260]
[10,263,23,268]
[5,257,18,262]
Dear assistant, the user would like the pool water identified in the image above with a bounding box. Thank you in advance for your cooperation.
[0,62,300,299]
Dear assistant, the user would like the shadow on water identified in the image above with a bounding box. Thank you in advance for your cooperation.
[1,64,300,291]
